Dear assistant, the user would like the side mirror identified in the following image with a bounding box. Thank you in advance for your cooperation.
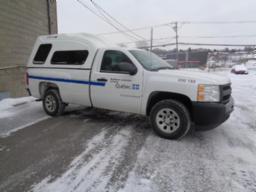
[119,62,137,75]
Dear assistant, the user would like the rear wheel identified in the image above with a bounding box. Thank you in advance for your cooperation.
[43,89,65,116]
[150,99,191,139]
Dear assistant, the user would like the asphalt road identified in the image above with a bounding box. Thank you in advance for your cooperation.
[0,108,150,192]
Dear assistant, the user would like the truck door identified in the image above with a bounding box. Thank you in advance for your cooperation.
[90,50,143,114]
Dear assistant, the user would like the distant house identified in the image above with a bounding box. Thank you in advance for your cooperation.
[0,0,57,98]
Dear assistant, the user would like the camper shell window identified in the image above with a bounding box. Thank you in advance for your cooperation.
[51,50,89,65]
[33,44,52,64]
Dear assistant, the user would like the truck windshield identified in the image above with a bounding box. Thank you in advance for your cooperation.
[129,50,173,71]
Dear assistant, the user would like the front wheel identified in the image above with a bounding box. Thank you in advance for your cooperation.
[150,99,191,139]
[43,89,65,116]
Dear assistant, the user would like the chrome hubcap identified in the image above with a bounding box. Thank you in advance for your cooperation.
[156,108,180,134]
[45,95,57,112]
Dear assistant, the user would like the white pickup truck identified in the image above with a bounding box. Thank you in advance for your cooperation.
[26,33,234,139]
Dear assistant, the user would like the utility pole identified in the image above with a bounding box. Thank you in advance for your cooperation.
[173,22,179,67]
[150,27,153,52]
[185,51,189,68]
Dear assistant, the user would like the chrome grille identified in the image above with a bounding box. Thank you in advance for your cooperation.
[220,84,231,104]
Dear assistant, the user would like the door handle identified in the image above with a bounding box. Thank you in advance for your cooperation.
[97,78,108,82]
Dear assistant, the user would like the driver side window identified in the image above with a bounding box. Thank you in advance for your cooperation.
[100,50,135,74]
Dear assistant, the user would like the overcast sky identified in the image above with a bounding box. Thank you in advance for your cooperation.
[57,0,256,49]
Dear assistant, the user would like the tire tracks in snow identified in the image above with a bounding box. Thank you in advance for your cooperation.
[119,130,251,192]
[32,118,150,192]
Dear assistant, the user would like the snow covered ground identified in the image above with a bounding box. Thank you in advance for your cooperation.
[1,70,256,192]
[0,97,48,137]
[33,70,256,192]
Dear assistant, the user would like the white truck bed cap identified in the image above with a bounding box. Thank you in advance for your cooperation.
[38,33,112,49]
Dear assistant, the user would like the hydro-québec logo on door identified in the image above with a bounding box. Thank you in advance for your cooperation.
[109,78,140,91]
[132,84,140,90]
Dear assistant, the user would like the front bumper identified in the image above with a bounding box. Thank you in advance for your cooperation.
[192,97,234,131]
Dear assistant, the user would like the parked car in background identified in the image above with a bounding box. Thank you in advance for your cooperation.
[231,64,248,74]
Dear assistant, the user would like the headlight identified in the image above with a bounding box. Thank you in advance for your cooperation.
[197,84,220,102]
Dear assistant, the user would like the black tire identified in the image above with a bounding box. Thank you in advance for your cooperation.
[43,89,65,116]
[150,99,191,140]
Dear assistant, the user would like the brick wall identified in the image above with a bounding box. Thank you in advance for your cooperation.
[0,67,27,97]
[0,0,57,97]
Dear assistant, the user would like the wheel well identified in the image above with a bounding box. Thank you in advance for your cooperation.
[146,92,193,119]
[39,82,59,99]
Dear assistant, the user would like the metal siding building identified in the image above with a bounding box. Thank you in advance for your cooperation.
[0,0,57,98]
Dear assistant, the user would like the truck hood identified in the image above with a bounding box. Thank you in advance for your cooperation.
[158,69,231,85]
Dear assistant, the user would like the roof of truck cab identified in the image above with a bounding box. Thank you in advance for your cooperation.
[37,33,115,49]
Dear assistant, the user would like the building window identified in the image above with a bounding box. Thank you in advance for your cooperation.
[51,50,89,65]
[33,44,52,64]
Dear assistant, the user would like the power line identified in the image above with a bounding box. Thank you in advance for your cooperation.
[76,0,110,24]
[75,0,139,41]
[72,5,256,47]
[121,34,256,47]
[89,0,141,41]
[179,42,256,47]
[181,20,256,24]
[90,0,145,40]
[89,2,141,41]
[138,42,176,49]
[97,20,256,36]
[121,36,176,45]
[97,23,173,36]
[141,42,256,48]
[97,26,150,36]
[181,34,256,39]
[121,34,256,46]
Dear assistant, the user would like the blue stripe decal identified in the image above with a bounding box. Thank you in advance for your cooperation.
[28,75,106,86]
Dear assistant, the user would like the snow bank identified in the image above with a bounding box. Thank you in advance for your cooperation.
[0,97,35,118]
[0,96,48,137]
